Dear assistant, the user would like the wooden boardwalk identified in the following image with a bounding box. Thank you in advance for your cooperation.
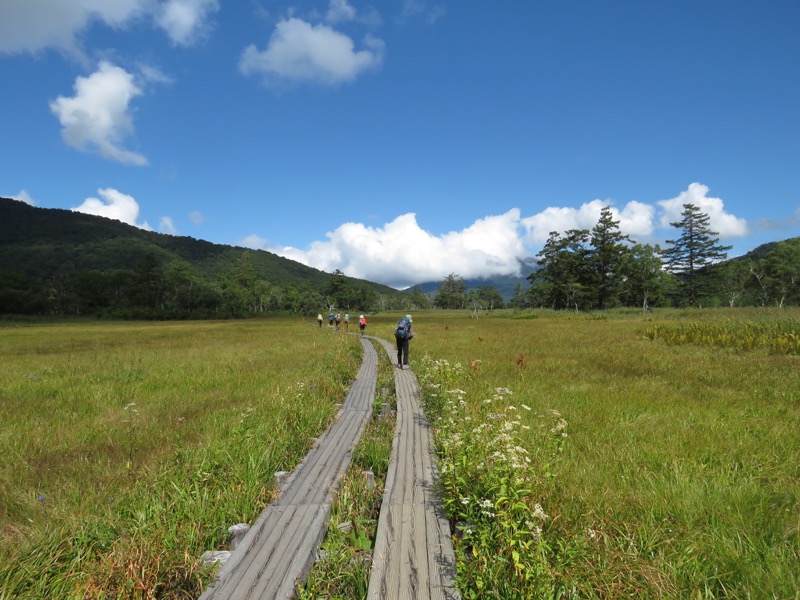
[366,337,460,600]
[199,337,377,600]
[199,333,459,599]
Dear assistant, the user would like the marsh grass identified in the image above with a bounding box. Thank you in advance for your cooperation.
[0,318,362,598]
[643,317,800,354]
[3,310,799,598]
[413,308,800,598]
[299,338,396,599]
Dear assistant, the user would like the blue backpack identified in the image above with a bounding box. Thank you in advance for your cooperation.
[394,317,410,340]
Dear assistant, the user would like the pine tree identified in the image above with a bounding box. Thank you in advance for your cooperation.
[534,229,591,310]
[662,203,731,306]
[589,206,630,309]
[434,273,467,309]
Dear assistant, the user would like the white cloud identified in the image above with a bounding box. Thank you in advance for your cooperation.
[272,210,527,289]
[616,201,656,238]
[0,0,218,55]
[50,61,148,165]
[159,216,178,234]
[72,187,152,230]
[10,190,37,205]
[240,234,268,249]
[399,0,446,25]
[138,64,174,85]
[188,210,206,225]
[239,18,384,86]
[0,0,149,55]
[754,206,800,232]
[657,182,749,238]
[521,199,607,243]
[326,0,356,24]
[252,183,746,289]
[156,0,219,47]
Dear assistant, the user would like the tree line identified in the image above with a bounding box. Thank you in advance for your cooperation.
[3,201,799,318]
[0,253,421,319]
[429,203,800,312]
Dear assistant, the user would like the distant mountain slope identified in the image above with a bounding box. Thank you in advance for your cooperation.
[0,197,394,294]
[410,258,539,301]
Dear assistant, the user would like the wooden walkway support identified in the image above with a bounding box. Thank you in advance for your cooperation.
[199,336,377,600]
[366,337,460,600]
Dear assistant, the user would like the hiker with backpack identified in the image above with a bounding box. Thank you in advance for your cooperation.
[394,315,414,369]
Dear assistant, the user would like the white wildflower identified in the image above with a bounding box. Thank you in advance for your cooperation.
[532,503,548,521]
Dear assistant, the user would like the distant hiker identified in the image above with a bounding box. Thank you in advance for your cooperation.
[359,314,367,335]
[328,311,334,327]
[335,313,342,331]
[317,313,323,328]
[394,315,414,369]
[344,313,350,332]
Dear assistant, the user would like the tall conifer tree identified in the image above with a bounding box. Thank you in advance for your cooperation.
[662,203,731,306]
[589,206,630,309]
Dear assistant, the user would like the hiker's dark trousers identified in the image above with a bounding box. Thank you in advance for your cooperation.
[396,337,410,366]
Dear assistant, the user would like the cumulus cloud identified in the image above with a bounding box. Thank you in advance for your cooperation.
[0,0,217,55]
[9,190,37,205]
[520,199,654,243]
[239,18,384,86]
[272,210,527,289]
[657,182,749,238]
[256,183,748,288]
[72,188,152,230]
[0,0,149,55]
[50,61,148,165]
[156,0,220,46]
[521,200,605,244]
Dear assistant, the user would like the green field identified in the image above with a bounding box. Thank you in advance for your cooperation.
[1,310,799,598]
[411,308,800,599]
[0,318,364,598]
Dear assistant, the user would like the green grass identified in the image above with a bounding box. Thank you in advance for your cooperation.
[3,309,799,599]
[0,318,362,598]
[410,307,800,599]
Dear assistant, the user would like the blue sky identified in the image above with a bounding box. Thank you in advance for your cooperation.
[2,0,799,289]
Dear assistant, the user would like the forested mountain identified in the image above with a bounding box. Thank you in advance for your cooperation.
[0,197,400,317]
[3,197,799,317]
[1,197,331,285]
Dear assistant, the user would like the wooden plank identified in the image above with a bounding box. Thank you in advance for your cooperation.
[366,337,460,600]
[200,337,377,600]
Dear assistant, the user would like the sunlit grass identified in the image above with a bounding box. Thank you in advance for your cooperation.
[413,307,800,598]
[0,318,362,598]
[3,309,799,598]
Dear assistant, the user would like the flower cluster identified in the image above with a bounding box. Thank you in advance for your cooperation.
[417,356,565,595]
